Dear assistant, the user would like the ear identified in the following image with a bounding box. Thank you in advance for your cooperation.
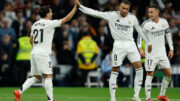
[157,9,160,15]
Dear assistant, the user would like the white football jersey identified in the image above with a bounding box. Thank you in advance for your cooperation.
[137,18,173,57]
[30,19,61,55]
[79,5,151,46]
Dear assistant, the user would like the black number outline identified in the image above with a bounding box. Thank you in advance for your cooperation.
[33,29,44,44]
[114,54,117,61]
[148,59,153,66]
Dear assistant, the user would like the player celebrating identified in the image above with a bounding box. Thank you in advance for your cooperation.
[14,4,77,101]
[75,0,152,101]
[138,5,174,101]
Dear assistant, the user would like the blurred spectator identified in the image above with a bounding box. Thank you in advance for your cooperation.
[3,2,16,25]
[78,21,96,41]
[104,0,119,11]
[0,11,5,21]
[15,32,32,86]
[11,9,25,38]
[21,20,32,37]
[23,1,32,19]
[169,18,178,36]
[173,30,180,87]
[174,30,180,64]
[77,15,87,25]
[51,0,66,19]
[0,18,16,42]
[70,19,79,36]
[62,24,76,50]
[58,38,76,65]
[32,4,40,19]
[96,25,112,60]
[0,34,16,86]
[77,33,99,86]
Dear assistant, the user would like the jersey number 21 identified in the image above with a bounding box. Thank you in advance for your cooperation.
[33,29,44,44]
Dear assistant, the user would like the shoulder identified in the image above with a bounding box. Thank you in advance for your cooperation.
[128,12,137,19]
[105,11,118,16]
[159,17,167,22]
[141,19,151,27]
[160,17,168,24]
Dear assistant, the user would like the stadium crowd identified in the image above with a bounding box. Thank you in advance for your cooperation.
[0,0,180,87]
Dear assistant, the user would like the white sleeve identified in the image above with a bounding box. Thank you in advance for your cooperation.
[137,34,142,48]
[164,20,174,50]
[30,26,34,36]
[79,5,111,20]
[134,16,151,45]
[51,20,62,28]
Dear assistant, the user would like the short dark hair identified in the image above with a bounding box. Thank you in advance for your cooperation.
[148,4,159,10]
[120,0,131,5]
[39,6,51,18]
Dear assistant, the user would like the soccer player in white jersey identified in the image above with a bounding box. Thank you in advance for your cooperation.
[75,0,152,101]
[137,5,174,101]
[13,4,77,101]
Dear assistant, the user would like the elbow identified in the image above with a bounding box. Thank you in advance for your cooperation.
[62,18,69,25]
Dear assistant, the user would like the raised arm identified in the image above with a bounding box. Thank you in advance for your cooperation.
[61,5,77,25]
[75,0,110,20]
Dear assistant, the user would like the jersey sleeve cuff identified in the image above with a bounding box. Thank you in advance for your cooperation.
[148,42,152,46]
[79,5,83,9]
[170,47,174,50]
[137,45,142,48]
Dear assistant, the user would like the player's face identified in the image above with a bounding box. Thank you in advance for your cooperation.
[148,8,159,20]
[47,9,53,19]
[119,3,130,17]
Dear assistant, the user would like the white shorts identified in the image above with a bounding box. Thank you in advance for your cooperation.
[30,54,52,75]
[145,55,170,71]
[112,42,141,67]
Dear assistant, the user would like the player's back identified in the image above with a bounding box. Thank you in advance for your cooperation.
[31,19,61,55]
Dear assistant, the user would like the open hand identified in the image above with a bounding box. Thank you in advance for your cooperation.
[148,45,152,53]
[75,0,81,7]
[139,48,145,58]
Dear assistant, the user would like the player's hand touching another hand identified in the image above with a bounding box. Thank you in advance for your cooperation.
[168,50,174,59]
[139,48,145,58]
[75,0,81,7]
[148,45,152,53]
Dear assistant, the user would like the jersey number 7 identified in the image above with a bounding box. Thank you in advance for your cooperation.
[33,29,44,44]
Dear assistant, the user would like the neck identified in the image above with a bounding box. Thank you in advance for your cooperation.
[152,17,159,23]
[44,17,50,20]
[120,13,126,18]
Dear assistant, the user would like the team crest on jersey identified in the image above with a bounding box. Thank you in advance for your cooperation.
[151,27,155,30]
[162,24,164,28]
[128,20,131,24]
[116,19,120,22]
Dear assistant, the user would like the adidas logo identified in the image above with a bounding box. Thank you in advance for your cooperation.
[116,19,120,22]
[151,27,155,30]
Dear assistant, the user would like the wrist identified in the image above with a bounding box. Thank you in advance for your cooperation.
[148,42,152,46]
